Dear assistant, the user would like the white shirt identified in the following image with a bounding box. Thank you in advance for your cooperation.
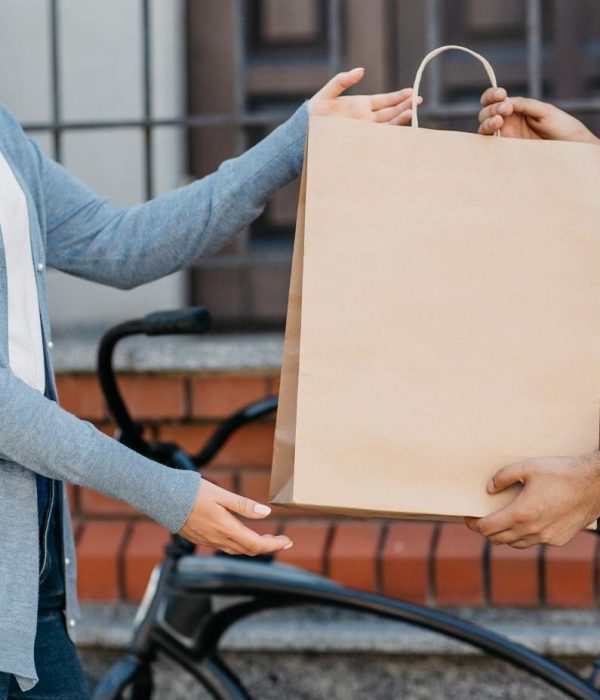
[0,151,45,392]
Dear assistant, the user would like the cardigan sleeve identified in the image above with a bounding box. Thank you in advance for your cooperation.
[26,105,308,289]
[0,366,200,533]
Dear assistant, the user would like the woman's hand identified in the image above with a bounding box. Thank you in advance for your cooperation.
[464,452,600,548]
[308,68,420,126]
[478,87,600,144]
[179,480,293,555]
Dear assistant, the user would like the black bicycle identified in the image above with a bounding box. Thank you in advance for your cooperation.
[92,307,600,700]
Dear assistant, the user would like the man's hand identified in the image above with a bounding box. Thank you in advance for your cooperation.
[179,480,292,555]
[478,87,600,144]
[308,67,420,126]
[464,453,600,548]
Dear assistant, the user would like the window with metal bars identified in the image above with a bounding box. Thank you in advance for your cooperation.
[5,0,600,331]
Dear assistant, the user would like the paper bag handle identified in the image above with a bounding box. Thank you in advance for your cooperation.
[411,44,500,136]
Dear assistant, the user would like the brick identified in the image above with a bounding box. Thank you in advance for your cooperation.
[158,423,210,456]
[270,374,281,396]
[77,521,128,601]
[490,544,541,606]
[80,488,142,518]
[124,522,171,601]
[118,375,186,420]
[250,520,282,537]
[159,422,275,468]
[434,524,486,606]
[276,521,330,574]
[239,470,271,503]
[328,521,381,592]
[72,519,84,545]
[56,375,105,420]
[545,533,597,607]
[238,470,313,519]
[381,522,435,604]
[191,375,270,419]
[238,470,279,520]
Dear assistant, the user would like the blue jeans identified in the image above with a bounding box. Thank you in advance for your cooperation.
[0,609,90,699]
[0,479,90,699]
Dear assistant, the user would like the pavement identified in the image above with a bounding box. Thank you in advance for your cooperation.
[79,604,600,699]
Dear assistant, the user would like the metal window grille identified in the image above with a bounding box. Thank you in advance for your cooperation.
[20,0,600,329]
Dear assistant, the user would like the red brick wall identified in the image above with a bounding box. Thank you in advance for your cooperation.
[58,371,600,608]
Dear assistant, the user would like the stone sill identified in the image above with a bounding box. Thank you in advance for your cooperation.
[52,326,284,374]
[78,603,600,658]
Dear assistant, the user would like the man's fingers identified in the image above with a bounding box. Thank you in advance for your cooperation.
[488,529,523,545]
[509,96,550,119]
[508,537,539,549]
[487,462,528,494]
[481,86,507,106]
[469,495,529,537]
[489,532,540,548]
[478,100,513,124]
[464,516,479,532]
[319,67,365,99]
[478,115,504,135]
[371,88,414,111]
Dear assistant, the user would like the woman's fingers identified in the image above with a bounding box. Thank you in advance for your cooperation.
[213,483,273,520]
[370,88,414,111]
[211,485,293,554]
[389,109,413,126]
[318,68,365,99]
[375,97,422,123]
[224,515,292,555]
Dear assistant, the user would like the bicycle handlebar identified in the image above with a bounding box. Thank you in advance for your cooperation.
[140,307,212,336]
[96,306,278,470]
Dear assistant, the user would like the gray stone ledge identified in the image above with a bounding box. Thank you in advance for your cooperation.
[52,326,284,374]
[77,603,600,658]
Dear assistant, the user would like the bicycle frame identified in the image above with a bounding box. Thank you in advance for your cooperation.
[92,308,600,700]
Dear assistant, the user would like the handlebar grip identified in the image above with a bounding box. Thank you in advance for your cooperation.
[140,307,212,336]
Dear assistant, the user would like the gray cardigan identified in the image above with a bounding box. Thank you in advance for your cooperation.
[0,103,308,690]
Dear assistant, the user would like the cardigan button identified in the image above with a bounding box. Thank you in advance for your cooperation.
[68,618,76,629]
[47,340,54,350]
[36,262,45,272]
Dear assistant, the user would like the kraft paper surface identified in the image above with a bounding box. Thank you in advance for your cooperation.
[272,115,600,522]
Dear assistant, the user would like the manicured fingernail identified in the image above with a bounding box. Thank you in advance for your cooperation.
[495,89,504,98]
[352,67,365,72]
[283,542,293,550]
[487,480,495,493]
[254,503,271,515]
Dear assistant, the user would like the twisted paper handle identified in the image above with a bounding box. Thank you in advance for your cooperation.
[411,45,500,136]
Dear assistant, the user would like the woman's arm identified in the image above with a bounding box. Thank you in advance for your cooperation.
[36,105,309,289]
[0,366,293,554]
[0,366,199,533]
[5,70,417,290]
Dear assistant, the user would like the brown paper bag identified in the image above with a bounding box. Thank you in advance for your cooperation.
[271,45,600,522]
